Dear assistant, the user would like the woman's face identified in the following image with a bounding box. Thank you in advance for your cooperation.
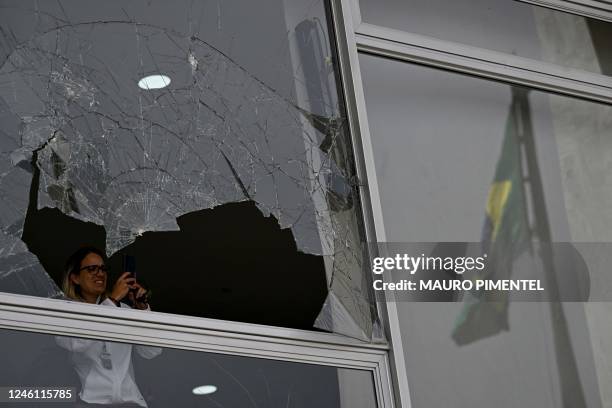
[71,252,107,299]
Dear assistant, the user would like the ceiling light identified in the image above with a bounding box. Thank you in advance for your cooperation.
[138,74,171,90]
[192,385,217,395]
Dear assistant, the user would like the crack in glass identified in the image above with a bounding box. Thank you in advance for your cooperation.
[0,0,376,340]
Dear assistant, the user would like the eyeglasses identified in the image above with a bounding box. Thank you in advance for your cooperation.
[79,264,109,275]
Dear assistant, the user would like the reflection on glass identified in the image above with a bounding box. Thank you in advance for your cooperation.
[0,328,377,407]
[0,0,376,339]
[359,52,612,408]
[359,0,612,77]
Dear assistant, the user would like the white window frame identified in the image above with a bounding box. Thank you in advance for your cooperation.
[350,0,612,104]
[520,0,612,20]
[331,1,410,407]
[0,292,395,407]
[337,1,612,407]
[0,0,396,406]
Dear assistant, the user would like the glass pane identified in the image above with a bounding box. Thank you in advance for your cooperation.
[359,52,612,407]
[359,0,612,77]
[0,0,377,340]
[0,327,377,407]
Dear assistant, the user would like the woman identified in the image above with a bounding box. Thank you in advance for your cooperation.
[57,246,161,407]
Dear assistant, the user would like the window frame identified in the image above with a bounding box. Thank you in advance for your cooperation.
[342,1,612,407]
[0,291,395,407]
[332,1,408,407]
[0,0,395,407]
[351,0,612,105]
[520,0,612,21]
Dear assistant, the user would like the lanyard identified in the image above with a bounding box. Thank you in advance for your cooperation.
[100,343,113,370]
[96,296,113,370]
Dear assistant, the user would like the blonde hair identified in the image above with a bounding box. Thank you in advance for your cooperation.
[62,246,108,302]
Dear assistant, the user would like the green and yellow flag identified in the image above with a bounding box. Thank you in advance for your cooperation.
[452,90,531,346]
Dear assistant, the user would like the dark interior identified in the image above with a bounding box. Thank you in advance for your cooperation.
[2,0,339,332]
[21,199,329,330]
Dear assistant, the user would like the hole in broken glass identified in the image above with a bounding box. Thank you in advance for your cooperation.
[22,197,329,330]
[0,1,376,340]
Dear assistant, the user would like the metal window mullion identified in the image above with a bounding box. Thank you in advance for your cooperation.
[517,0,612,22]
[356,23,612,106]
[334,1,414,408]
[0,296,389,371]
[0,304,393,407]
[352,0,612,30]
[0,292,385,350]
[329,0,390,338]
[0,300,393,406]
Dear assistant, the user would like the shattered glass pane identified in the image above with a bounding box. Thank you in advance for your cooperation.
[0,0,377,340]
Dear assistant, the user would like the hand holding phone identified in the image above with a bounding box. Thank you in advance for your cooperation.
[121,255,149,309]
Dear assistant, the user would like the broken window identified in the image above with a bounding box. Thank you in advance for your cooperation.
[0,0,378,340]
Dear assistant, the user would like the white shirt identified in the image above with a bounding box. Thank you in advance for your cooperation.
[55,298,162,407]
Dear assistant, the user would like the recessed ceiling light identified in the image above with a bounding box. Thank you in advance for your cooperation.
[138,74,171,90]
[192,385,217,395]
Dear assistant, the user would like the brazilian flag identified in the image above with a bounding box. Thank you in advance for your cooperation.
[452,91,531,346]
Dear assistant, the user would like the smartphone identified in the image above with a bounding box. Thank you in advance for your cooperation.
[122,254,138,306]
[122,254,136,279]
